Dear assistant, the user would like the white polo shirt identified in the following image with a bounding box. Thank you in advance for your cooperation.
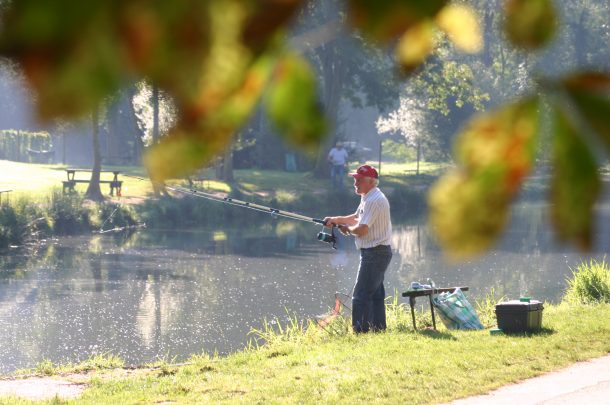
[354,187,392,249]
[328,147,348,165]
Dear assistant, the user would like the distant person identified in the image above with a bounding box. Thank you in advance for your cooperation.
[327,141,348,189]
[324,164,392,333]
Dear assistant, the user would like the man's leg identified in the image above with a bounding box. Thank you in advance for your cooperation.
[336,165,344,188]
[352,248,389,333]
[370,247,392,331]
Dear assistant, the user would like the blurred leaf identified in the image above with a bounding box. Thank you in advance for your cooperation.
[563,72,610,92]
[144,53,276,182]
[456,98,539,193]
[550,107,601,250]
[0,0,125,120]
[347,0,446,42]
[429,98,539,258]
[505,0,556,49]
[563,72,610,150]
[241,0,306,51]
[395,20,435,74]
[436,4,482,54]
[428,171,510,259]
[264,53,327,149]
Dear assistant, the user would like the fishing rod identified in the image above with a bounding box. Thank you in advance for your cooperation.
[122,174,338,248]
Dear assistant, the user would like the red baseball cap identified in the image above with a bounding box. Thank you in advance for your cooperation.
[349,164,378,179]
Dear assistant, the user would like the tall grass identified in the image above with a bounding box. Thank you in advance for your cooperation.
[564,258,610,304]
[0,191,139,248]
[475,287,507,327]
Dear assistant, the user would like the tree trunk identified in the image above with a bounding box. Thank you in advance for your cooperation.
[312,41,346,178]
[85,106,105,202]
[152,85,160,144]
[221,147,234,182]
[416,139,421,175]
[149,84,169,196]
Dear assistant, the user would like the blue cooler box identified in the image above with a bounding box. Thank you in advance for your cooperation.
[495,300,543,333]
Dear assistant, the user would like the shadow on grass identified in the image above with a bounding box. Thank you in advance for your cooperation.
[417,329,457,341]
[501,327,556,337]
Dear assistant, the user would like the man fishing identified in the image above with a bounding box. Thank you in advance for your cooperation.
[324,164,392,333]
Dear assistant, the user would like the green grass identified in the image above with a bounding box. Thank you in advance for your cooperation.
[8,301,610,404]
[564,258,610,304]
[0,159,448,202]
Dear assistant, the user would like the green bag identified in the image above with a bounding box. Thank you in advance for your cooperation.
[433,288,483,330]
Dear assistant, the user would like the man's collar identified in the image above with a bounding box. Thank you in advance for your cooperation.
[362,186,378,200]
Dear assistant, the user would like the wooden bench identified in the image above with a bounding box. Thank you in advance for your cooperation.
[402,286,469,330]
[62,169,123,196]
[0,189,12,205]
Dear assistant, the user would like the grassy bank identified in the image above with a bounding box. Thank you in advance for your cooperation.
[5,302,610,404]
[0,160,432,244]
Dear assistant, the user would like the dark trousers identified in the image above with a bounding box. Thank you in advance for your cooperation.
[352,244,392,333]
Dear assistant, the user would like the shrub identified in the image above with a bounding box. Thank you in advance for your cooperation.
[47,191,93,234]
[564,259,610,304]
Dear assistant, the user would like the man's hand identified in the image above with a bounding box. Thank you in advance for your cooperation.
[338,224,351,236]
[323,216,336,226]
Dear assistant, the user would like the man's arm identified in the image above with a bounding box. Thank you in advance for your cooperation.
[324,212,358,226]
[339,223,368,237]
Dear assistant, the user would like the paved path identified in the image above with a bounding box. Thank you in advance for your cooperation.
[448,354,610,405]
[0,377,84,400]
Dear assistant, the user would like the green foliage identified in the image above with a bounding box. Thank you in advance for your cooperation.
[564,259,610,305]
[0,191,140,248]
[382,139,415,162]
[46,191,94,235]
[0,197,51,248]
[475,287,507,328]
[96,203,138,232]
[0,129,51,162]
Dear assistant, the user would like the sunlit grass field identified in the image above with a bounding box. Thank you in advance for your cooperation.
[0,159,450,201]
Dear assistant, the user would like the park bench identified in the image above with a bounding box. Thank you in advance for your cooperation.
[0,189,12,205]
[62,169,123,196]
[402,286,469,331]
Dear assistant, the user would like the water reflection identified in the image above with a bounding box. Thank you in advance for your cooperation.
[0,200,608,373]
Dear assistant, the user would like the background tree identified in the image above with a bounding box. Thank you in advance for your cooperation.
[84,105,104,202]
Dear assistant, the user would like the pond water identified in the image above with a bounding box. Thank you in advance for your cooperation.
[0,199,609,373]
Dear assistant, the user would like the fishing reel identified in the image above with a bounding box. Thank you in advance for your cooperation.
[317,224,337,249]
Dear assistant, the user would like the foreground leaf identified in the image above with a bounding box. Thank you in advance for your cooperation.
[144,53,276,182]
[0,0,125,120]
[504,0,556,50]
[347,0,446,42]
[264,53,327,149]
[563,72,610,151]
[436,4,482,54]
[550,107,601,250]
[395,20,436,74]
[429,98,539,258]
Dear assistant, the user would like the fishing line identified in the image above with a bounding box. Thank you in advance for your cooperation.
[121,174,337,247]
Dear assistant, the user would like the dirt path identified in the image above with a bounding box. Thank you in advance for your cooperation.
[0,368,151,401]
[0,376,85,400]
